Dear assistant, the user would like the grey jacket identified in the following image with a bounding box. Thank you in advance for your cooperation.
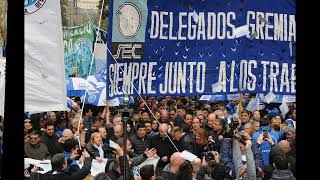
[232,139,256,180]
[24,143,50,160]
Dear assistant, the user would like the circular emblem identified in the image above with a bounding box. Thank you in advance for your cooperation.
[25,0,47,15]
[88,95,96,103]
[117,3,142,38]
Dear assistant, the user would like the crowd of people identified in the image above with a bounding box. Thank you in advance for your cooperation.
[24,94,296,180]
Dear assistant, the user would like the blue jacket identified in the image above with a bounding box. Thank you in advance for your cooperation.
[63,151,79,172]
[252,126,278,166]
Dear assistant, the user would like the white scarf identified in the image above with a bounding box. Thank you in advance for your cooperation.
[93,144,104,158]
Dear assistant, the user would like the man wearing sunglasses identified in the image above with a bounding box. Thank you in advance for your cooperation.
[24,130,50,160]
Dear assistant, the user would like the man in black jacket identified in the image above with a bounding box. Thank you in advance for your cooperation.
[150,123,175,175]
[171,126,194,153]
[130,123,151,155]
[40,121,64,158]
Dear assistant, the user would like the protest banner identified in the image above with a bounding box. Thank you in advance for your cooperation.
[25,0,67,112]
[63,21,96,78]
[106,0,296,98]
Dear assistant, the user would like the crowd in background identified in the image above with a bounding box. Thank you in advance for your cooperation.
[24,94,296,180]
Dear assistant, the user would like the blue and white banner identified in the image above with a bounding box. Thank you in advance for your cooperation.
[107,0,296,98]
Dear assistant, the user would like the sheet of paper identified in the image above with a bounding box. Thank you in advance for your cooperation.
[109,139,118,148]
[199,95,211,101]
[279,102,289,116]
[24,158,52,174]
[264,91,277,104]
[90,158,108,176]
[212,81,223,93]
[180,150,198,162]
[137,156,160,172]
[282,95,296,103]
[234,25,250,38]
[109,98,120,107]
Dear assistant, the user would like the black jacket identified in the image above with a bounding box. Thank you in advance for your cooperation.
[129,134,151,155]
[150,134,175,167]
[271,169,295,180]
[40,133,64,157]
[156,164,177,180]
[174,133,194,153]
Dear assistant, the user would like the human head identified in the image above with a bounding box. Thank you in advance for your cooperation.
[177,106,186,118]
[131,112,141,122]
[212,118,223,133]
[153,110,161,121]
[116,138,132,153]
[126,123,132,133]
[192,117,201,131]
[171,126,184,141]
[137,123,147,138]
[253,121,260,132]
[62,129,74,140]
[29,130,40,145]
[98,126,107,140]
[213,110,223,119]
[140,164,155,180]
[253,110,261,121]
[272,154,289,170]
[271,115,281,127]
[184,113,193,126]
[207,113,217,129]
[51,153,68,171]
[160,109,169,122]
[83,106,93,118]
[285,127,296,142]
[151,119,159,130]
[63,139,78,153]
[197,114,205,124]
[24,134,30,144]
[113,124,123,139]
[47,112,57,121]
[191,158,202,175]
[240,110,250,123]
[177,160,193,180]
[159,123,169,138]
[169,107,177,120]
[278,140,291,154]
[141,111,150,122]
[90,132,103,146]
[144,121,152,133]
[243,122,255,136]
[113,115,122,126]
[71,118,84,131]
[24,119,33,135]
[170,152,185,174]
[95,172,112,180]
[196,128,208,145]
[44,120,55,137]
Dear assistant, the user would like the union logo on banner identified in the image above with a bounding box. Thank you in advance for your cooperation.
[24,0,46,15]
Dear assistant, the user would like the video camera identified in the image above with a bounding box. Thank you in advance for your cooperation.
[223,120,246,144]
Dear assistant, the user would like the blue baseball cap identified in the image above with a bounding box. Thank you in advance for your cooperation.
[285,119,294,127]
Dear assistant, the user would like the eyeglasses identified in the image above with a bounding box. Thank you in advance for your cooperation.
[30,137,39,140]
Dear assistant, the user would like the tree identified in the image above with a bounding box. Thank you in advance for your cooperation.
[60,0,69,26]
[97,0,109,31]
[0,0,7,50]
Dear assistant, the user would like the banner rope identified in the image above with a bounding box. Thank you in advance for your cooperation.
[82,5,180,153]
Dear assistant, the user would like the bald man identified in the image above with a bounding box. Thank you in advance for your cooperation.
[150,123,175,175]
[157,152,185,180]
[269,140,296,176]
[110,124,123,142]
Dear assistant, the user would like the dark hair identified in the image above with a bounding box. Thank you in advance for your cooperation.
[273,154,289,170]
[140,164,154,180]
[95,172,112,180]
[29,130,40,137]
[136,123,146,131]
[176,161,193,180]
[260,118,271,126]
[44,120,55,128]
[180,123,191,133]
[51,153,66,171]
[211,163,226,180]
[63,139,78,152]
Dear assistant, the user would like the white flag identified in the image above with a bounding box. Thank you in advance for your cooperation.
[25,0,67,112]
